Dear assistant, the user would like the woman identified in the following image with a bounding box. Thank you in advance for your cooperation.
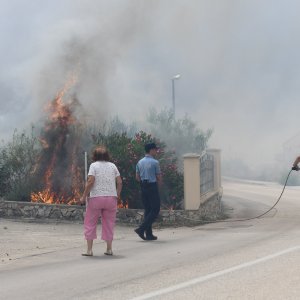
[80,146,122,256]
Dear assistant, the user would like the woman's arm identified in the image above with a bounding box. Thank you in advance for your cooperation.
[116,176,123,198]
[80,175,95,203]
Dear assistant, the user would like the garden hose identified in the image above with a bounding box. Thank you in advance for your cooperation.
[168,169,293,224]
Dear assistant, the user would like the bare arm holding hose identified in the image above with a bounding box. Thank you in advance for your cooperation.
[292,156,300,171]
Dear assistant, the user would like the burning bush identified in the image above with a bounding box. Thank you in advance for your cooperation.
[30,87,85,205]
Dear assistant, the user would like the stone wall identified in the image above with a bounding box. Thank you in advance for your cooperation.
[0,192,224,226]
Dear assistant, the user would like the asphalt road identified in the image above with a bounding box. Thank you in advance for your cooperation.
[1,178,300,300]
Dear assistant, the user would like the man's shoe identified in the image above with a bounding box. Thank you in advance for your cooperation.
[134,228,146,240]
[146,235,158,241]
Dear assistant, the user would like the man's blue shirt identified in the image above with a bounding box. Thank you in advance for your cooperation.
[136,155,161,183]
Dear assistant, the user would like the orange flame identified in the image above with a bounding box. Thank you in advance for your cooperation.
[117,198,129,209]
[31,74,82,205]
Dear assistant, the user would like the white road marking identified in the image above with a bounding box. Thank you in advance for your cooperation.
[130,245,300,300]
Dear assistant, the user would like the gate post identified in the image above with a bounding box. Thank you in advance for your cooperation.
[206,149,221,191]
[183,153,201,210]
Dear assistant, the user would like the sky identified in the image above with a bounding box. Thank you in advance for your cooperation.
[1,0,300,175]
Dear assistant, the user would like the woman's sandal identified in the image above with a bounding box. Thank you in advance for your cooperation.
[104,250,113,256]
[82,252,93,256]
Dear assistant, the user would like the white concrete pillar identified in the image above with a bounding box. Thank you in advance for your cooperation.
[206,149,221,191]
[183,153,201,210]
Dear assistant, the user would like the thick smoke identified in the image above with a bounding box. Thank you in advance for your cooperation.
[0,0,155,129]
[1,0,300,180]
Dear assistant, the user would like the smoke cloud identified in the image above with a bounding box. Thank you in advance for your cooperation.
[1,0,300,179]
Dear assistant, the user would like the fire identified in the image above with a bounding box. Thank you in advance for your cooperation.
[31,189,78,205]
[117,198,129,209]
[31,74,129,208]
[31,75,84,205]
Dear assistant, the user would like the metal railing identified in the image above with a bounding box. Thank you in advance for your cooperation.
[200,152,214,195]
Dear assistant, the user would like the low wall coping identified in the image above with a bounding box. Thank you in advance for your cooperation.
[183,153,201,158]
[0,198,224,226]
[200,188,222,204]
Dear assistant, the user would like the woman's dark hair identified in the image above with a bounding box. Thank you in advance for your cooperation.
[92,146,110,162]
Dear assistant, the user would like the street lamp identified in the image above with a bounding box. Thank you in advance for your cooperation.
[171,74,181,117]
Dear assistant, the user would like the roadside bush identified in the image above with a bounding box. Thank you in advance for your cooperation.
[0,128,39,201]
[91,130,184,209]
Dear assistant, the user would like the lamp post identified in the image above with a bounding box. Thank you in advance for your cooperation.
[84,151,87,182]
[171,74,181,117]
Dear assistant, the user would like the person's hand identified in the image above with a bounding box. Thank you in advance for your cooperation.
[292,166,299,171]
[80,196,87,204]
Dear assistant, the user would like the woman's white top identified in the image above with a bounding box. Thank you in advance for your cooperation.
[88,161,120,197]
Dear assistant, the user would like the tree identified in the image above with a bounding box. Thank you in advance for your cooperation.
[147,108,212,168]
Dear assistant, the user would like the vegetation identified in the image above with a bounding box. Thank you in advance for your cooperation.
[0,110,211,209]
[147,108,213,168]
[92,130,183,208]
[0,128,39,201]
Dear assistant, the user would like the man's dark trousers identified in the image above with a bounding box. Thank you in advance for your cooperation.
[138,182,160,237]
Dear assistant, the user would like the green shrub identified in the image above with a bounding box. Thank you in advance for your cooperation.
[91,130,184,209]
[0,128,39,201]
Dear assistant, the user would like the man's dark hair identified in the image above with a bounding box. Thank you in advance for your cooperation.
[92,146,110,162]
[145,143,157,153]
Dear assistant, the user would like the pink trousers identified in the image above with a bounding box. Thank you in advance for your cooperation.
[84,196,117,241]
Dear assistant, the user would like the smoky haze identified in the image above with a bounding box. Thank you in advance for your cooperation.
[1,0,300,179]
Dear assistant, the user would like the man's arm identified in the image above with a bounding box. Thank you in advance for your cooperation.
[136,172,141,182]
[156,161,162,186]
[136,163,141,182]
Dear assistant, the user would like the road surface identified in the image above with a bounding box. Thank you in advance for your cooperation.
[1,178,300,299]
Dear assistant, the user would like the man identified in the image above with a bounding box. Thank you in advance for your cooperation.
[134,142,162,241]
